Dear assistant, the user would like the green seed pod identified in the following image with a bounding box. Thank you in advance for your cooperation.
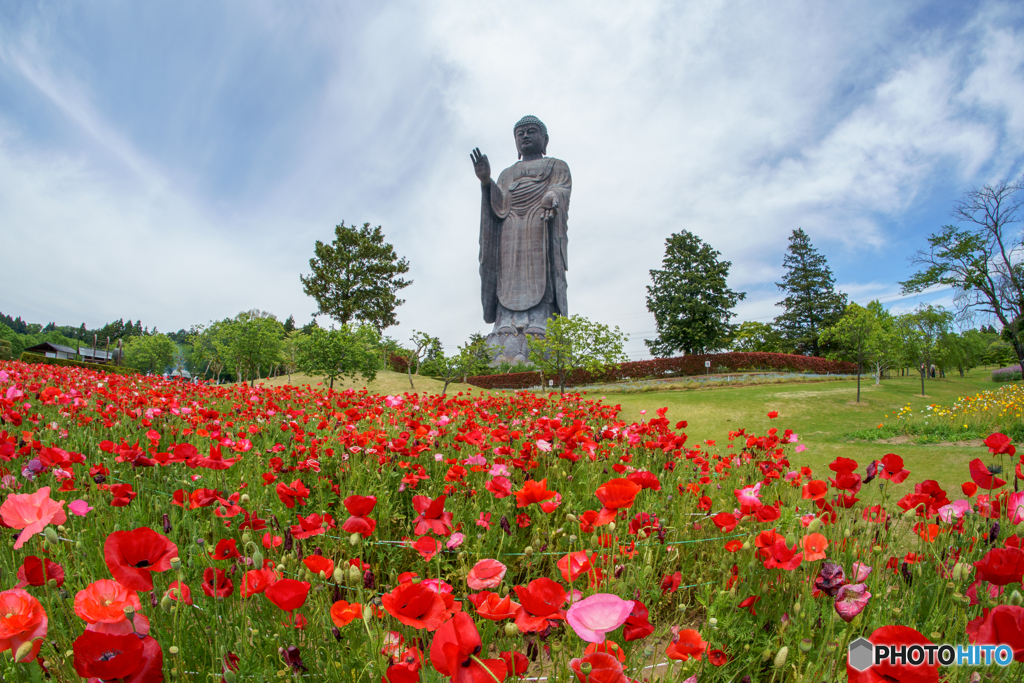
[76,540,83,551]
[170,557,181,571]
[223,672,238,683]
[774,646,789,669]
[124,605,135,620]
[550,641,562,652]
[349,533,361,547]
[807,518,822,533]
[580,663,593,675]
[47,578,58,589]
[825,642,838,654]
[793,602,801,614]
[930,632,942,640]
[761,648,773,662]
[1011,591,1024,606]
[524,547,534,558]
[799,639,813,653]
[169,646,180,656]
[44,527,59,545]
[565,514,577,523]
[504,622,519,637]
[240,494,250,504]
[569,535,578,543]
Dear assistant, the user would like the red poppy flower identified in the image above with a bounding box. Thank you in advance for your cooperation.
[303,555,334,577]
[276,479,310,508]
[711,512,738,533]
[72,630,163,682]
[467,591,520,621]
[74,579,141,625]
[626,471,661,491]
[240,566,279,598]
[514,478,558,508]
[848,625,938,683]
[623,600,654,641]
[291,513,334,539]
[342,495,377,538]
[262,533,283,549]
[724,540,744,553]
[331,600,363,628]
[165,581,192,605]
[969,459,1007,490]
[738,595,761,615]
[569,651,626,683]
[485,477,513,499]
[513,577,567,633]
[413,536,439,561]
[755,504,781,523]
[0,589,47,662]
[967,605,1024,661]
[110,483,138,507]
[500,650,529,678]
[660,571,682,594]
[411,495,454,536]
[578,510,599,534]
[986,432,1016,456]
[15,555,64,588]
[104,527,178,592]
[381,580,450,631]
[266,579,310,612]
[666,629,707,661]
[209,538,241,561]
[557,551,594,583]
[878,454,910,484]
[764,540,803,571]
[709,649,728,666]
[429,612,507,683]
[202,567,234,598]
[801,480,828,500]
[467,559,507,590]
[767,411,779,418]
[593,478,641,525]
[974,548,1024,586]
[963,482,979,497]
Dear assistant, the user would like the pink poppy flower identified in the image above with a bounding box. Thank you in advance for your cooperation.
[1,487,67,549]
[463,454,487,467]
[834,583,871,622]
[937,499,972,523]
[1007,493,1024,525]
[566,593,634,643]
[445,533,465,550]
[68,500,93,517]
[476,512,492,530]
[734,482,762,508]
[851,562,873,583]
[467,559,507,590]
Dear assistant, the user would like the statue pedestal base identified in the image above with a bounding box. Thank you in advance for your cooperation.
[485,329,543,366]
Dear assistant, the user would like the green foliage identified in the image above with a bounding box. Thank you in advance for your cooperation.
[900,176,1024,368]
[820,301,900,401]
[300,221,412,332]
[645,230,745,356]
[730,321,785,353]
[527,314,628,393]
[774,228,848,356]
[212,310,284,386]
[296,325,381,389]
[19,352,138,375]
[123,333,177,374]
[0,340,12,360]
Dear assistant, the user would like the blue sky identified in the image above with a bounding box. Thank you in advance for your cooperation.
[1,1,1022,359]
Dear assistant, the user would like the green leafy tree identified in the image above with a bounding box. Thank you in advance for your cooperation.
[300,221,412,332]
[899,305,953,396]
[730,321,785,353]
[123,334,176,374]
[214,311,284,387]
[527,314,627,394]
[645,231,745,356]
[459,333,495,379]
[297,325,380,390]
[820,302,897,402]
[901,177,1024,368]
[774,228,848,356]
[281,331,304,384]
[404,331,440,390]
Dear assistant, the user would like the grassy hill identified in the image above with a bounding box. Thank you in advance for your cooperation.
[256,369,453,395]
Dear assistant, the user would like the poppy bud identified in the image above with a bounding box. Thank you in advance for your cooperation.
[75,540,83,551]
[590,534,599,547]
[569,535,578,543]
[241,532,252,544]
[161,595,174,613]
[240,494,250,504]
[504,622,519,637]
[349,533,361,547]
[774,646,789,668]
[807,518,822,533]
[708,618,718,627]
[277,564,285,572]
[1012,591,1024,606]
[170,557,181,571]
[363,568,375,590]
[348,565,362,583]
[57,525,66,533]
[224,672,237,683]
[844,528,852,538]
[332,567,345,584]
[44,526,59,545]
[799,639,813,653]
[608,522,616,532]
[761,648,772,661]
[742,541,751,551]
[14,639,36,662]
[47,578,57,588]
[873,545,883,553]
[793,602,801,614]
[252,550,263,568]
[319,570,327,580]
[784,533,795,546]
[524,547,534,557]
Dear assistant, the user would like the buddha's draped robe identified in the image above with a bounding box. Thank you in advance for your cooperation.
[479,157,571,324]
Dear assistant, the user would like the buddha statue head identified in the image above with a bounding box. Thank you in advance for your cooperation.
[513,115,548,159]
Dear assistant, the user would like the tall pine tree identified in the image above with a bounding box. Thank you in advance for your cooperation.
[645,231,746,356]
[774,228,847,356]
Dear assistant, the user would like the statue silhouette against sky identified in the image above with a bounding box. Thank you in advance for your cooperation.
[471,115,571,363]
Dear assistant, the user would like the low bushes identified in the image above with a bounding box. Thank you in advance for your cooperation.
[19,352,138,375]
[993,364,1023,382]
[467,351,857,390]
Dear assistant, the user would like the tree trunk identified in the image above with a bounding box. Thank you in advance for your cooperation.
[407,362,415,390]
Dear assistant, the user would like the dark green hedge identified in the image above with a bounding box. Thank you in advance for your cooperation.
[0,340,11,361]
[19,352,139,375]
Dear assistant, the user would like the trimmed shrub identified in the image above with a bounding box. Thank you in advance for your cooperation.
[0,340,11,361]
[467,351,857,390]
[19,352,139,375]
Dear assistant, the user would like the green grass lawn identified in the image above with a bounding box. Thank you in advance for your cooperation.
[586,372,1013,501]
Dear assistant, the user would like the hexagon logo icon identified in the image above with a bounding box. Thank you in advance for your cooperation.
[849,637,874,672]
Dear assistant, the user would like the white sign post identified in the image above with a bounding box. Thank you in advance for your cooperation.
[704,360,711,375]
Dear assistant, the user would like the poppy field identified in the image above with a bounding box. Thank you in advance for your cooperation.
[0,359,1023,683]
